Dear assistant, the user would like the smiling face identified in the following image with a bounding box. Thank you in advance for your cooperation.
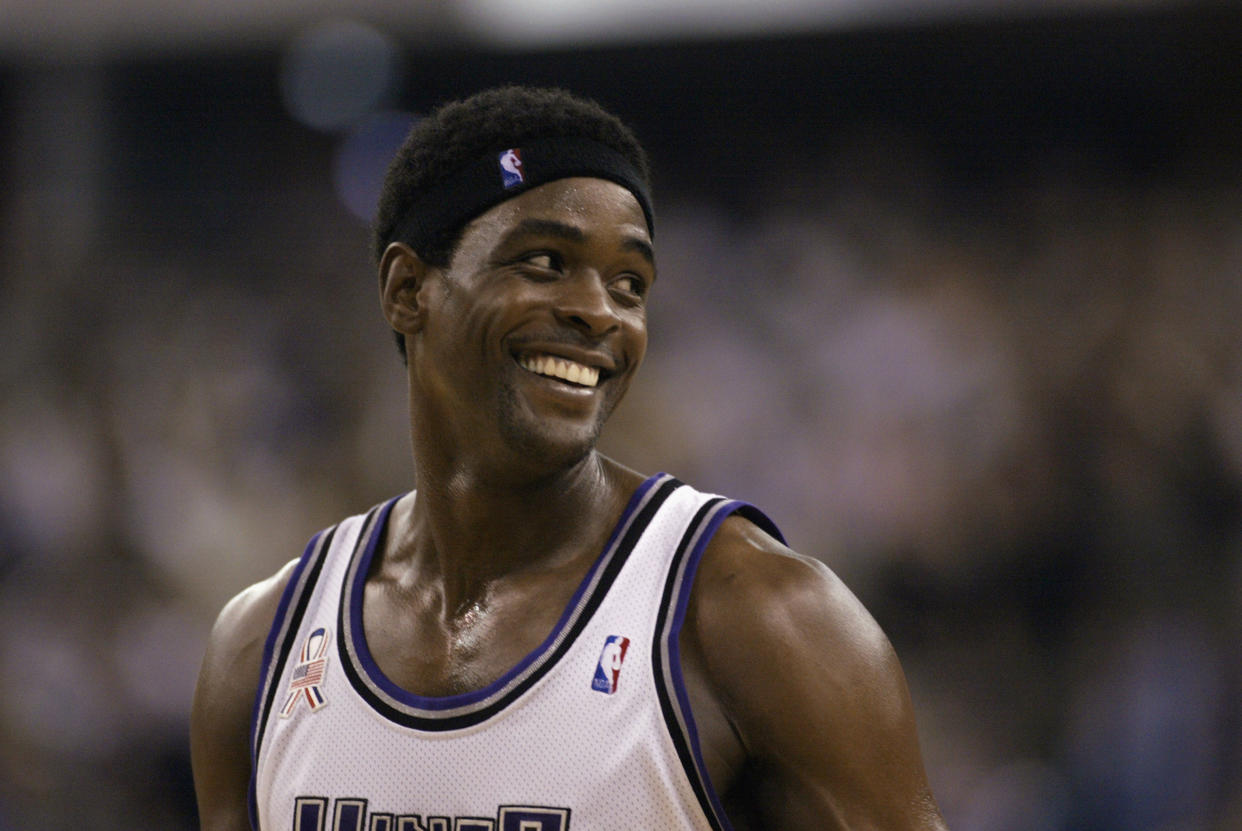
[400,177,655,475]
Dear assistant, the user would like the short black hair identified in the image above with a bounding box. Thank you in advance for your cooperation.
[373,85,651,269]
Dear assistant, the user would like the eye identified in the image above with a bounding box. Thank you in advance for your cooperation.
[610,274,648,301]
[521,251,560,271]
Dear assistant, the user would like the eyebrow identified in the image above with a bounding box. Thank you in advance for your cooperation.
[621,236,655,265]
[503,218,654,265]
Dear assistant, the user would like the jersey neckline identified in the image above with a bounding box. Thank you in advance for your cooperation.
[335,471,682,731]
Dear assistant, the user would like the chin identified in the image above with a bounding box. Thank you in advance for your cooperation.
[501,418,603,472]
[496,377,619,467]
[495,388,611,472]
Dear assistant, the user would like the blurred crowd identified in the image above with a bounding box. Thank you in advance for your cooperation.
[2,53,1241,831]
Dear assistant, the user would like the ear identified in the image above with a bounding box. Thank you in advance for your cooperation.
[379,242,433,336]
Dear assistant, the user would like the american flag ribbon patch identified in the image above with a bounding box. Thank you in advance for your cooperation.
[281,627,330,717]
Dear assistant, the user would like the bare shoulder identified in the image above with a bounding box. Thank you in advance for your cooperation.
[687,514,899,727]
[191,559,300,831]
[194,557,301,730]
[686,514,947,830]
[206,559,300,667]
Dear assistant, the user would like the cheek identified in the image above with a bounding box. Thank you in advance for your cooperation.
[441,292,507,359]
[610,320,647,396]
[626,314,649,366]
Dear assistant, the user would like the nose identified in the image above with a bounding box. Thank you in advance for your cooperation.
[553,270,621,337]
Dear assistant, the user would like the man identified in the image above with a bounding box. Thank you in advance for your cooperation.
[191,86,948,831]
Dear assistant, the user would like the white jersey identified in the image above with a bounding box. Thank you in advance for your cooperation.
[250,473,782,831]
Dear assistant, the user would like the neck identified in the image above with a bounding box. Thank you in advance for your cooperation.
[390,448,629,616]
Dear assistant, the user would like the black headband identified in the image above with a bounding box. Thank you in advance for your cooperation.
[391,136,654,253]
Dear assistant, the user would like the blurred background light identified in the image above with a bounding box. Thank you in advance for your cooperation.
[279,18,404,132]
[454,0,1156,46]
[0,0,1174,56]
[332,110,420,223]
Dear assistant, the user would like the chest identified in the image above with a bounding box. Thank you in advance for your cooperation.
[359,572,583,698]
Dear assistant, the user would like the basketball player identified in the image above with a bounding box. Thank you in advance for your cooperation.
[191,86,949,831]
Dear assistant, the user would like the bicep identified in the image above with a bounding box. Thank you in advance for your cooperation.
[693,533,946,830]
[741,620,944,829]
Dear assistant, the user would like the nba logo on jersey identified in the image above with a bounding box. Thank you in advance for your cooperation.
[498,148,524,188]
[592,635,630,694]
[281,626,330,717]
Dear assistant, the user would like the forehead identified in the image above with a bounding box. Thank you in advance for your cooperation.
[460,177,651,251]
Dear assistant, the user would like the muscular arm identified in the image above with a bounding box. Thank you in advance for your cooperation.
[684,516,948,830]
[191,561,298,831]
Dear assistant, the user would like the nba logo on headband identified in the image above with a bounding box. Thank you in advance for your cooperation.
[498,148,524,188]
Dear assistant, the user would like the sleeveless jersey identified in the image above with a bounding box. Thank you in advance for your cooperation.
[249,473,782,831]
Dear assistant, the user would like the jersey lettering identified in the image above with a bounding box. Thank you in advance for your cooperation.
[499,806,571,830]
[454,820,493,831]
[295,800,570,831]
[334,799,367,831]
[294,797,329,831]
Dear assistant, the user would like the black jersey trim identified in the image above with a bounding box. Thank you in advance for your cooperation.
[337,473,683,731]
[652,498,785,831]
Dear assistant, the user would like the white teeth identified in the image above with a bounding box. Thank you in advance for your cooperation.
[519,354,601,388]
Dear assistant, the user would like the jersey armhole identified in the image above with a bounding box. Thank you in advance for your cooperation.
[652,497,783,831]
[246,525,337,830]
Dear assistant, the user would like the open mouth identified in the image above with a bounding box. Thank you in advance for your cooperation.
[517,352,603,388]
